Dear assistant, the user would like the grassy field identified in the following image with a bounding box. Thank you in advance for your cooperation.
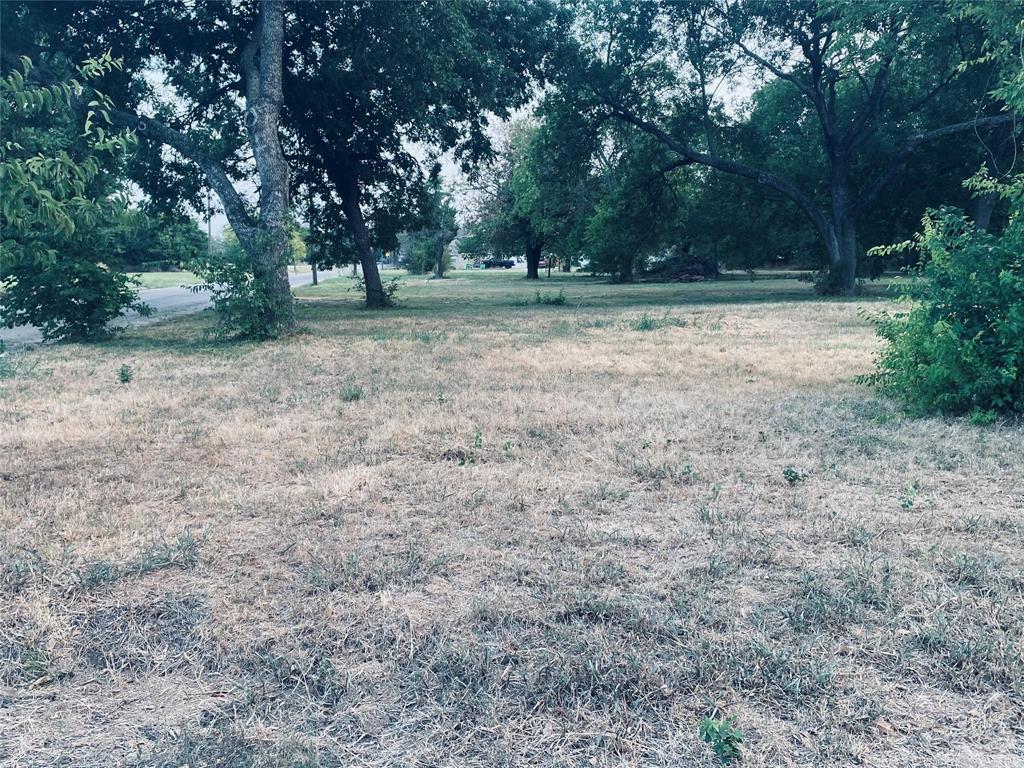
[129,271,202,289]
[1,272,1021,767]
[129,265,322,289]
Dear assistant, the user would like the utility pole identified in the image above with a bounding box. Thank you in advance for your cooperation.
[307,187,318,285]
[206,187,213,255]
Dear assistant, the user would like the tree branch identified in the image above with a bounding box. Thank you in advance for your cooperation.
[854,113,1018,212]
[106,107,256,235]
[597,89,835,246]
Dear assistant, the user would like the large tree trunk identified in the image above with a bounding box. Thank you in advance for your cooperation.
[971,191,998,232]
[820,163,859,297]
[972,122,1014,232]
[433,237,446,279]
[338,176,387,308]
[239,0,294,331]
[525,239,542,279]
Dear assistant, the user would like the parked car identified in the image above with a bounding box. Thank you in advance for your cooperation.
[482,258,515,269]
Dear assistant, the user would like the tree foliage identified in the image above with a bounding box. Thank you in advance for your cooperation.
[549,0,1014,294]
[866,2,1024,419]
[867,208,1024,418]
[0,52,149,341]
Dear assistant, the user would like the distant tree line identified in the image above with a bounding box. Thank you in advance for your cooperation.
[1,0,1020,341]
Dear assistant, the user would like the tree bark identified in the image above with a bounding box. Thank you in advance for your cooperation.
[102,0,295,333]
[525,239,542,279]
[434,239,446,278]
[971,192,998,232]
[823,162,859,296]
[238,0,293,330]
[311,262,318,285]
[337,175,387,308]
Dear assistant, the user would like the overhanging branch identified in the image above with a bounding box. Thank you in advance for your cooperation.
[854,112,1018,212]
[106,107,256,236]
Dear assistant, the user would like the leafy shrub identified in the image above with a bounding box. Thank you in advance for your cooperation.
[350,274,401,305]
[534,289,566,305]
[1,259,150,342]
[864,207,1024,419]
[187,236,293,340]
[118,364,133,384]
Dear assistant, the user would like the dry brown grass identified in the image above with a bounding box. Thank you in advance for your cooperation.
[1,272,1022,767]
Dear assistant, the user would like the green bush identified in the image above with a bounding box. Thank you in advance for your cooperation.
[1,259,150,342]
[187,236,293,340]
[865,207,1024,419]
[534,289,566,305]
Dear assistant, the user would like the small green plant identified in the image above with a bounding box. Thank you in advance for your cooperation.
[630,312,687,331]
[699,715,744,762]
[20,644,51,681]
[340,382,364,402]
[633,313,657,331]
[350,274,401,305]
[898,484,918,509]
[118,364,133,384]
[534,289,566,305]
[0,341,11,380]
[473,427,483,449]
[782,467,806,485]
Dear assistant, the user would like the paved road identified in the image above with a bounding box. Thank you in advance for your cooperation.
[0,268,341,346]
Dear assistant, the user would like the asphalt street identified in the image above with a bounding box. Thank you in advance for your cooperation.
[0,268,340,346]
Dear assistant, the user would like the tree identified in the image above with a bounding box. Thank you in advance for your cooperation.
[3,0,296,336]
[0,53,150,341]
[284,1,557,305]
[412,172,459,279]
[554,0,1016,294]
[582,132,679,282]
[466,118,591,279]
[865,1,1024,418]
[106,210,207,271]
[673,72,993,275]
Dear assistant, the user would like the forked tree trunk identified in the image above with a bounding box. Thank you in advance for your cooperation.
[103,0,296,334]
